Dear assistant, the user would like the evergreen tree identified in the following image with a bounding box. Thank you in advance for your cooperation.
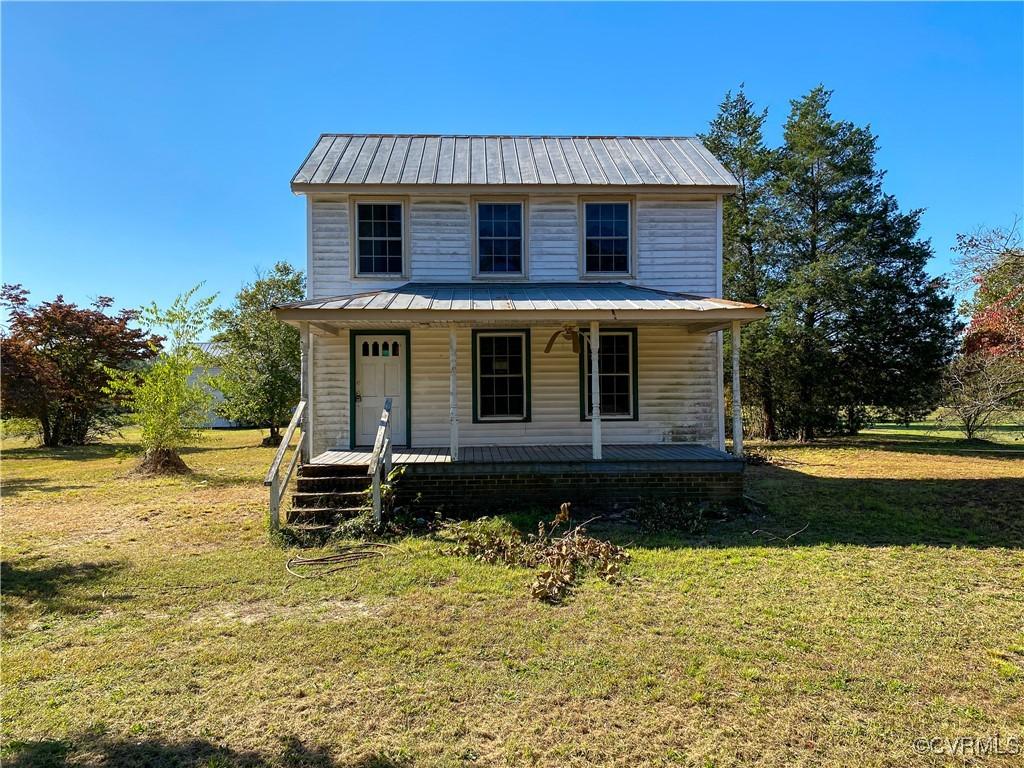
[835,197,960,427]
[700,87,782,439]
[704,85,960,440]
[771,85,881,440]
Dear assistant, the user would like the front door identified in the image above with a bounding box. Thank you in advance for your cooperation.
[355,334,407,446]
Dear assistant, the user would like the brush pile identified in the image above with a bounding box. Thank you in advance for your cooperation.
[439,503,630,603]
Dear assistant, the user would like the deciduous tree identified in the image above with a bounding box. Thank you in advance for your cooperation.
[105,285,216,474]
[0,285,156,446]
[210,262,305,446]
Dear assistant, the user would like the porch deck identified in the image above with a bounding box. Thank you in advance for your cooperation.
[308,443,743,512]
[310,443,737,467]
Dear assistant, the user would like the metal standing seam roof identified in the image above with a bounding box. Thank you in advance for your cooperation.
[196,341,228,357]
[292,135,737,188]
[276,283,762,314]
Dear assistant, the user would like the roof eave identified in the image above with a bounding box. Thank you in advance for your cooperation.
[275,306,766,325]
[291,181,739,196]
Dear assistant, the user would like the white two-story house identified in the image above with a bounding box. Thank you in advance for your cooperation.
[273,134,764,519]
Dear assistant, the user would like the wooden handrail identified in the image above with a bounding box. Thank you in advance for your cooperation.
[264,400,306,486]
[264,400,306,533]
[366,398,393,476]
[367,398,393,525]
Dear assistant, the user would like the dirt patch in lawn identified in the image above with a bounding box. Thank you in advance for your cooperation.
[186,597,390,626]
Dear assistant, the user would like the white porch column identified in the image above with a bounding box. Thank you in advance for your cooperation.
[731,320,744,458]
[448,325,459,461]
[590,320,602,460]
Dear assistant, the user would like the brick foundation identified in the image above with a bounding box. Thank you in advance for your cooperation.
[393,460,744,516]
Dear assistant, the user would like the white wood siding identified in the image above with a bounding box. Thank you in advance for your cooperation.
[308,326,717,450]
[410,200,472,280]
[309,201,350,297]
[307,195,720,297]
[528,197,579,281]
[636,199,718,295]
[309,330,348,456]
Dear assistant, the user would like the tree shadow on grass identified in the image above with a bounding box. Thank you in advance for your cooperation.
[631,465,1024,551]
[1,556,129,617]
[1,477,94,496]
[1,442,142,463]
[798,428,1024,459]
[2,439,271,464]
[2,733,408,767]
[492,464,1024,551]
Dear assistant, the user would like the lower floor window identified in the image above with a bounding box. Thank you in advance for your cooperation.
[473,330,530,421]
[580,329,637,420]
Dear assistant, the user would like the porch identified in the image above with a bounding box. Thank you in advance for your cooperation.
[310,442,737,467]
[307,441,744,517]
[268,282,765,525]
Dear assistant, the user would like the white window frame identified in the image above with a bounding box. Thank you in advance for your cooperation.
[472,198,528,279]
[579,198,635,278]
[351,197,409,279]
[580,329,637,421]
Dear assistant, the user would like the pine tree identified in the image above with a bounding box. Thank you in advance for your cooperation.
[700,87,782,439]
[704,85,960,440]
[771,86,881,440]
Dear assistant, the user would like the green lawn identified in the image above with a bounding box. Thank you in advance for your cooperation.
[2,426,1023,767]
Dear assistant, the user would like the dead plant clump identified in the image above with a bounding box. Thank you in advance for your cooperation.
[438,503,630,603]
[132,448,192,476]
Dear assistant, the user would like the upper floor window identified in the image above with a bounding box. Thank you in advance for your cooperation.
[477,202,524,275]
[583,202,630,274]
[356,202,404,275]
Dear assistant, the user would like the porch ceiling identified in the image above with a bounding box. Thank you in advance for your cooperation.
[276,282,765,330]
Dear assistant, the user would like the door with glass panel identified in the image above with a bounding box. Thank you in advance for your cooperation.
[355,335,407,446]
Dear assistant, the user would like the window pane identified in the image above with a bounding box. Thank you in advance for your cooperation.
[584,332,633,417]
[478,203,523,274]
[357,203,403,274]
[477,334,526,419]
[583,203,629,273]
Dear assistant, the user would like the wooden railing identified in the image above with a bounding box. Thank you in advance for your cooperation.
[367,397,393,526]
[264,400,306,532]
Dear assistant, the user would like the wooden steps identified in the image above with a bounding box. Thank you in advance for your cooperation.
[289,463,372,524]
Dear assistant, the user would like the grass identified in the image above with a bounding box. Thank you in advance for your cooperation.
[2,425,1023,767]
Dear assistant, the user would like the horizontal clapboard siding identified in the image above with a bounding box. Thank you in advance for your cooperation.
[309,325,717,451]
[310,331,348,456]
[636,199,718,295]
[529,198,579,281]
[308,196,720,297]
[408,325,716,447]
[411,200,472,280]
[309,201,349,297]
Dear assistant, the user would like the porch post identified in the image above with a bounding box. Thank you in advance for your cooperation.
[731,320,743,458]
[590,320,602,460]
[448,325,459,461]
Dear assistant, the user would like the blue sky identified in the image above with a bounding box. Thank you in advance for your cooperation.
[3,2,1022,315]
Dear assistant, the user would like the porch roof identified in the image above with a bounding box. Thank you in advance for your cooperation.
[275,282,765,328]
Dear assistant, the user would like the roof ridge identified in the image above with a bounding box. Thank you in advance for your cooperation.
[314,133,702,140]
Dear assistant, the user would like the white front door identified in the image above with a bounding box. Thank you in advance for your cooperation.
[355,334,407,446]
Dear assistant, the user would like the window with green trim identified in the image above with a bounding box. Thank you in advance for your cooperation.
[580,330,638,420]
[473,330,530,422]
